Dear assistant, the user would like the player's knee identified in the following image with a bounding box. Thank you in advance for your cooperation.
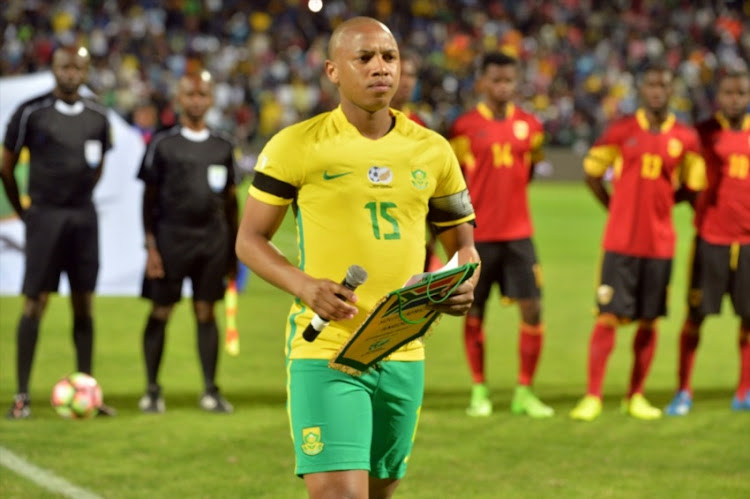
[150,305,173,322]
[193,301,215,323]
[596,313,619,328]
[23,294,48,319]
[519,299,541,325]
[71,293,93,317]
[638,318,657,331]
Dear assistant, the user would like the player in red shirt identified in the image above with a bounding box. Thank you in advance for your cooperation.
[570,62,706,421]
[449,52,553,418]
[390,49,443,273]
[666,70,750,415]
[390,49,427,128]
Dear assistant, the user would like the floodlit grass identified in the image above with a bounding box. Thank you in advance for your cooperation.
[1,183,747,498]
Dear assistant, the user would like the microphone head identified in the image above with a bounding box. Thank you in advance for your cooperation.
[346,265,368,287]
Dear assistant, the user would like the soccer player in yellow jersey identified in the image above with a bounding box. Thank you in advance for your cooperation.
[236,17,479,499]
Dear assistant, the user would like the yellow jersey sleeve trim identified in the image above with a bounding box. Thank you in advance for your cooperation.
[583,145,619,177]
[681,151,707,191]
[450,135,476,171]
[530,131,545,163]
[432,213,476,228]
[248,185,294,206]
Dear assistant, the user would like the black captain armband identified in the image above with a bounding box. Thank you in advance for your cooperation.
[428,190,475,228]
[252,171,297,200]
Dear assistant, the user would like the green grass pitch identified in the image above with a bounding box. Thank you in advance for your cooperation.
[1,182,747,498]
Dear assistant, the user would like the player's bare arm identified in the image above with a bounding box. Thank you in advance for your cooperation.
[235,196,358,322]
[0,146,24,218]
[142,183,164,278]
[429,222,480,316]
[92,159,105,187]
[225,184,239,280]
[584,173,610,209]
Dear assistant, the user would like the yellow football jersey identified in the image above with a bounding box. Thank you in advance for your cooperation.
[250,107,474,360]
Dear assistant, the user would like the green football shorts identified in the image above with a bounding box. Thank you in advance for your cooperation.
[288,359,424,479]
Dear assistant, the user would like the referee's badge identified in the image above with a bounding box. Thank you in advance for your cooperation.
[84,140,103,168]
[597,284,614,305]
[207,164,228,192]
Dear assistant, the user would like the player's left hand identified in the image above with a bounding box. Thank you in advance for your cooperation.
[426,280,475,316]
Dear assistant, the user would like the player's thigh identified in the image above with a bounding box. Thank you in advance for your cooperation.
[474,242,504,309]
[596,251,639,319]
[288,359,373,476]
[191,239,229,303]
[637,257,673,320]
[690,237,729,316]
[142,237,189,306]
[64,207,99,292]
[370,361,424,480]
[730,243,750,317]
[22,206,66,297]
[498,238,542,300]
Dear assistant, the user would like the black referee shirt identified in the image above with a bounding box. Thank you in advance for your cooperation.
[138,125,236,229]
[4,92,112,207]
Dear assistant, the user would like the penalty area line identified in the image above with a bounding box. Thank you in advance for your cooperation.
[0,445,103,499]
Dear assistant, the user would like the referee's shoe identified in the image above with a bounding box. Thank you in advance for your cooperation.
[199,388,234,413]
[6,393,31,419]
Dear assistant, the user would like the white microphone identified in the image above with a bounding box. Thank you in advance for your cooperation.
[302,265,368,342]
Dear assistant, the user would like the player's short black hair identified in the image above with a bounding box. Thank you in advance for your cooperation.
[717,68,750,84]
[636,59,673,83]
[480,52,518,73]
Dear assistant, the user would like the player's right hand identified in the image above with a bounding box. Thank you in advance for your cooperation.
[300,278,358,322]
[145,248,165,279]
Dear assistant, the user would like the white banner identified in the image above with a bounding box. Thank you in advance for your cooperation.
[0,72,146,295]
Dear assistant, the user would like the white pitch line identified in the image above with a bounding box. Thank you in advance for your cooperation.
[0,445,103,499]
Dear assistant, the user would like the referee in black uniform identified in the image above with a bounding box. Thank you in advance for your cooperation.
[137,71,238,413]
[1,46,115,419]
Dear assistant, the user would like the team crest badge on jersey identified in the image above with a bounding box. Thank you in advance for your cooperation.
[301,427,324,456]
[513,121,529,140]
[597,285,614,305]
[207,164,228,192]
[84,140,103,168]
[667,138,683,158]
[411,169,428,190]
[368,166,393,185]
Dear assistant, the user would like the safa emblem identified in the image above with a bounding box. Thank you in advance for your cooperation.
[411,169,428,190]
[368,166,393,185]
[301,427,324,456]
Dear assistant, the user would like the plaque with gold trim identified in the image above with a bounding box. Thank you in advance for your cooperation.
[329,262,478,375]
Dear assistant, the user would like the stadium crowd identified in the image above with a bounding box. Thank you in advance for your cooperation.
[2,0,749,158]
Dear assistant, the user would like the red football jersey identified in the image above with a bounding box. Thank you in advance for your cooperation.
[449,103,544,242]
[694,113,750,245]
[403,108,427,127]
[583,109,706,258]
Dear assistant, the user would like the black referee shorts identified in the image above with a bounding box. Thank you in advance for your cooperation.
[22,204,99,297]
[142,223,229,305]
[473,238,542,310]
[596,251,672,320]
[687,236,750,318]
